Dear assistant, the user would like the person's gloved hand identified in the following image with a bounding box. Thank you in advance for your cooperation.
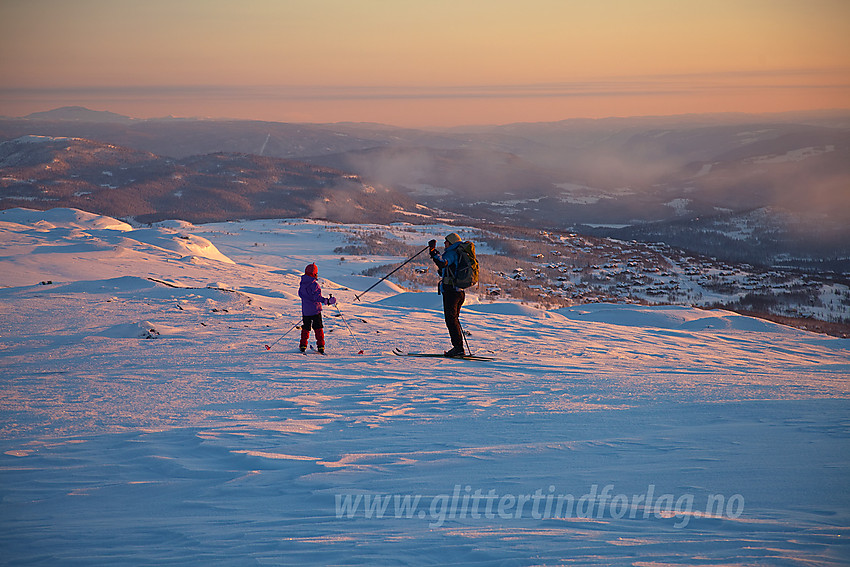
[328,296,337,306]
[428,239,437,252]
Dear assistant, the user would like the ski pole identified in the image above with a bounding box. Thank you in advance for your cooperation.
[264,318,301,351]
[334,302,365,354]
[460,321,473,356]
[354,245,431,301]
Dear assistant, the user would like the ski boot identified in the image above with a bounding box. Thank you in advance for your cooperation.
[444,346,465,358]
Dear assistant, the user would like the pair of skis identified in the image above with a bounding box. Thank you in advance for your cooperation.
[392,347,495,361]
[273,346,496,361]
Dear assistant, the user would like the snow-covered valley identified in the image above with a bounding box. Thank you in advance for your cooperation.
[1,208,848,565]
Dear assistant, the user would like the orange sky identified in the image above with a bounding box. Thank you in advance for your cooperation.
[1,0,848,126]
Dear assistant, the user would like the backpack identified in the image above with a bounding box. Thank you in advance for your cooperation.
[446,241,479,289]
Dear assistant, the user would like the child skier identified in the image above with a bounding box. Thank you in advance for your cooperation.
[298,263,336,353]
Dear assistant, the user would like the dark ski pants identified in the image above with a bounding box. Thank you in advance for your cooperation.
[300,314,325,349]
[442,287,465,349]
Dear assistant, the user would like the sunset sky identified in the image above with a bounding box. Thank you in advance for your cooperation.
[1,0,848,127]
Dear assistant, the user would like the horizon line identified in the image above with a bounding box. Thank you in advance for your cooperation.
[5,105,850,131]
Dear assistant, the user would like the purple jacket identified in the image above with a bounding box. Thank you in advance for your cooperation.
[299,274,331,316]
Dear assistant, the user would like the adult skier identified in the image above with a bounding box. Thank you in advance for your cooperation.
[298,263,336,353]
[429,233,467,357]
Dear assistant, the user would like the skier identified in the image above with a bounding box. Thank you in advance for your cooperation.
[429,233,467,357]
[298,263,336,353]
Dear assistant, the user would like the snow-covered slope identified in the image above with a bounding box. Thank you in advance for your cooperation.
[1,208,848,565]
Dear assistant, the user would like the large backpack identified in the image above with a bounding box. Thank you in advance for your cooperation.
[446,241,479,289]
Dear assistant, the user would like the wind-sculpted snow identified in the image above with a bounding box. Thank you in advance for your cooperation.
[0,206,133,231]
[466,301,550,318]
[374,291,480,311]
[0,208,235,287]
[127,227,235,264]
[1,209,848,565]
[556,303,797,333]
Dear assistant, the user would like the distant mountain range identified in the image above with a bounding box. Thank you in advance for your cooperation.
[1,107,848,267]
[22,106,136,124]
